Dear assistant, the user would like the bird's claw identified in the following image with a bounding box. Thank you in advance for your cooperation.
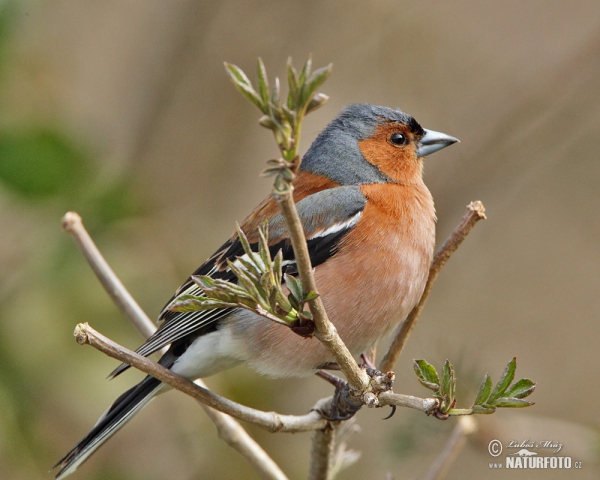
[320,381,363,421]
[316,365,395,421]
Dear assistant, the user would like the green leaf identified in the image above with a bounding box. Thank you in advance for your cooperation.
[192,275,215,289]
[235,82,266,113]
[472,405,496,414]
[232,256,261,281]
[282,105,296,125]
[493,397,535,408]
[474,374,492,406]
[306,93,329,114]
[298,55,312,86]
[224,62,253,87]
[504,378,536,399]
[301,64,333,106]
[304,291,319,301]
[286,57,299,110]
[256,58,269,105]
[257,222,271,267]
[413,359,440,391]
[169,296,238,312]
[224,63,265,113]
[272,250,283,284]
[441,360,456,412]
[285,274,304,302]
[488,357,516,403]
[235,224,253,256]
[271,77,281,107]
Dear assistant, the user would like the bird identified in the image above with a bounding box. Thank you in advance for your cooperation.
[54,103,458,478]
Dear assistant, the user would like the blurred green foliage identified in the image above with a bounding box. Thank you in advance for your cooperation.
[0,4,147,479]
[0,129,88,198]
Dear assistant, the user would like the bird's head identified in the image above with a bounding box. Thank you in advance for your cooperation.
[300,104,458,186]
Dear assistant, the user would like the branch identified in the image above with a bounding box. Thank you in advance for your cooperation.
[377,392,439,414]
[379,201,486,372]
[61,212,158,339]
[197,394,288,480]
[63,211,288,480]
[423,417,477,480]
[308,424,337,480]
[274,190,369,392]
[74,322,328,433]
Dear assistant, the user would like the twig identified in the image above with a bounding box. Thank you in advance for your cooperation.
[308,424,337,480]
[423,417,477,480]
[274,189,369,393]
[327,420,361,480]
[196,391,288,480]
[61,212,158,339]
[63,212,288,480]
[74,322,328,433]
[377,392,439,414]
[379,201,486,372]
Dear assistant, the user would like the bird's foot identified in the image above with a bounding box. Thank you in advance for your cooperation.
[315,367,395,421]
[316,371,362,421]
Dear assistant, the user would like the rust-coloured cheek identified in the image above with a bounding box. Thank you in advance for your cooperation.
[358,124,421,184]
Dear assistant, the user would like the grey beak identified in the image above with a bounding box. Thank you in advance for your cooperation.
[416,129,459,157]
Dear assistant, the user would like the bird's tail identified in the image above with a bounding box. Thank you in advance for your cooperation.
[53,375,163,479]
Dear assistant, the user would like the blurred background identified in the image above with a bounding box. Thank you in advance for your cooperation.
[0,1,598,479]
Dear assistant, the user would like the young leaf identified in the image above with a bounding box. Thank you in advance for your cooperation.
[303,291,319,301]
[441,360,456,412]
[224,63,265,113]
[257,58,269,105]
[298,55,312,87]
[271,77,280,107]
[471,404,496,414]
[414,359,440,391]
[286,57,299,109]
[233,81,265,113]
[473,373,492,406]
[488,357,517,403]
[224,62,253,87]
[504,378,536,399]
[235,223,253,256]
[306,93,329,114]
[493,398,535,408]
[285,274,304,302]
[301,64,333,105]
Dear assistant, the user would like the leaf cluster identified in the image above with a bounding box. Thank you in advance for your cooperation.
[170,223,317,331]
[414,357,535,417]
[224,56,332,192]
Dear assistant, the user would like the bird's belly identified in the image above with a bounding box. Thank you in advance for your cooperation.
[225,235,433,378]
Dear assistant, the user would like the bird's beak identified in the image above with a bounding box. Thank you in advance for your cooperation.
[416,129,459,157]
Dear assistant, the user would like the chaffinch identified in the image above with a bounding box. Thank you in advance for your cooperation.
[55,103,458,478]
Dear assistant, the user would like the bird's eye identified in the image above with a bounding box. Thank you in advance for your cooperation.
[389,132,407,146]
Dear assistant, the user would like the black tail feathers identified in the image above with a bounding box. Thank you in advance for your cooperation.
[53,375,163,479]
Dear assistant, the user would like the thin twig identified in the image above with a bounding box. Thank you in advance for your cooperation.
[377,392,439,414]
[327,420,361,480]
[274,189,369,392]
[63,212,288,480]
[379,202,486,372]
[423,417,478,480]
[62,212,158,339]
[74,322,328,433]
[196,391,288,480]
[308,424,337,480]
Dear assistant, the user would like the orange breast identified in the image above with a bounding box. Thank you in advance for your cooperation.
[234,182,436,378]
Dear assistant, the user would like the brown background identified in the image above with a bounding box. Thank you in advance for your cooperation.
[0,1,598,479]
